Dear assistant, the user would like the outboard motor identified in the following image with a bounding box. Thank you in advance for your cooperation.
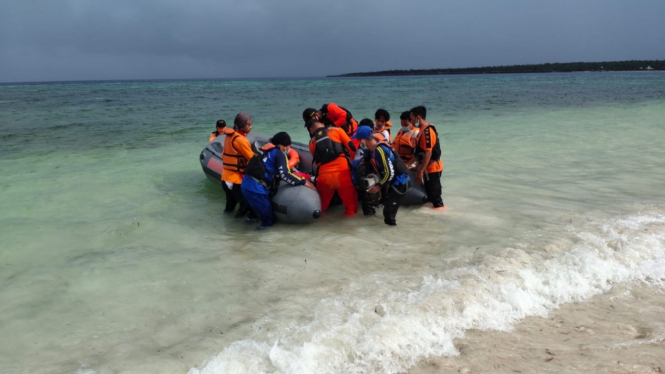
[362,173,382,205]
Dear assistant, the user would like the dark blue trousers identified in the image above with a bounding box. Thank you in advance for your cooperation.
[241,189,275,227]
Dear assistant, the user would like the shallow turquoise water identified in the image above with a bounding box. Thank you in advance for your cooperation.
[1,73,665,373]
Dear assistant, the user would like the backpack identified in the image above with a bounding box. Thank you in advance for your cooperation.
[244,150,277,191]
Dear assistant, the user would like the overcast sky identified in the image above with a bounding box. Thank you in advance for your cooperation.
[1,0,664,82]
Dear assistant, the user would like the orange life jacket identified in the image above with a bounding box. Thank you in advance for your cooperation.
[286,148,300,170]
[384,121,393,142]
[222,129,249,174]
[208,131,219,143]
[258,143,299,170]
[310,127,348,165]
[372,133,390,147]
[393,128,417,162]
[261,143,275,152]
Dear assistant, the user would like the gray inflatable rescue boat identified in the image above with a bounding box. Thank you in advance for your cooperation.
[199,133,428,224]
[200,133,321,224]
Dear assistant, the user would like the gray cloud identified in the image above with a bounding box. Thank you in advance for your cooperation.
[1,0,664,82]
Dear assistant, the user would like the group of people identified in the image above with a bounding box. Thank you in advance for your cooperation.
[209,104,444,230]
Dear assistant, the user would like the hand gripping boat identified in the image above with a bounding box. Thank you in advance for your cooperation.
[199,133,428,224]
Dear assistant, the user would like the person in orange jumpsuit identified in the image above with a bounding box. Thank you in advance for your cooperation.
[305,119,358,216]
[318,103,358,136]
[221,112,256,218]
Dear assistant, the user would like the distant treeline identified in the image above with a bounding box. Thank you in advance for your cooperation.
[330,60,665,77]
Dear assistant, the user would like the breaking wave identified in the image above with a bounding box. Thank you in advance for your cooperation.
[190,214,665,374]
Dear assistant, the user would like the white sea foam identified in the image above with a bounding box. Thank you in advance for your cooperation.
[190,214,665,374]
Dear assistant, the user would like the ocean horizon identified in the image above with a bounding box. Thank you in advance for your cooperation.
[3,67,663,85]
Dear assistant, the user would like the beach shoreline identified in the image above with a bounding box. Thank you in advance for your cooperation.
[407,283,665,374]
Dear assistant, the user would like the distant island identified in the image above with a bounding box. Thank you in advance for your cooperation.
[330,60,665,77]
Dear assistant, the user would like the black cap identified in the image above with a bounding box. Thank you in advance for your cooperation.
[302,108,317,122]
[358,118,374,128]
[216,119,226,128]
[270,131,292,146]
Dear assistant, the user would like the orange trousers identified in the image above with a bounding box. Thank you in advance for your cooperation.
[316,170,358,216]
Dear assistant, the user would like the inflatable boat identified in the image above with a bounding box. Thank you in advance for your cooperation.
[200,133,428,224]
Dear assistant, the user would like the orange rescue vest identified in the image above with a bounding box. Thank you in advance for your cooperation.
[222,129,249,173]
[310,127,347,165]
[393,129,417,162]
[286,148,300,170]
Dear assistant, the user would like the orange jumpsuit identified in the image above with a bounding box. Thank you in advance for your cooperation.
[324,103,358,137]
[309,127,358,216]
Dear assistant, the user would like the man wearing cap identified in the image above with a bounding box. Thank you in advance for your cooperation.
[241,132,316,230]
[302,108,321,124]
[305,119,358,216]
[351,121,377,215]
[354,127,411,226]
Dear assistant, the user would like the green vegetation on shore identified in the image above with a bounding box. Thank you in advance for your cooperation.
[330,60,665,77]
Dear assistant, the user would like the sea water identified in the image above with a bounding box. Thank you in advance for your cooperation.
[1,73,664,374]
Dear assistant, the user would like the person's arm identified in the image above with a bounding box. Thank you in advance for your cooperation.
[308,138,317,161]
[416,128,434,184]
[406,133,418,169]
[352,146,365,166]
[416,151,432,184]
[392,135,400,153]
[375,146,394,187]
[274,151,306,186]
[367,146,394,193]
[405,155,417,169]
[237,137,255,160]
[336,129,356,159]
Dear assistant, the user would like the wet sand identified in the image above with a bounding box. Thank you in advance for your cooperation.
[408,284,665,374]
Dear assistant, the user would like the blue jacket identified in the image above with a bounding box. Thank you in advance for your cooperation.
[366,143,410,187]
[242,148,306,194]
[351,146,367,185]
